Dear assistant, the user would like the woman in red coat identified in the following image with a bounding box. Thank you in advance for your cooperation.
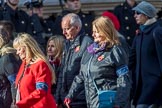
[11,33,57,108]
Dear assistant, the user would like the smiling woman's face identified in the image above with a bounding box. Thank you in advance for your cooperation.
[15,46,26,60]
[92,25,106,44]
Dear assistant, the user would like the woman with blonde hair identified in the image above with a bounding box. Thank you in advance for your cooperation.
[64,16,131,108]
[46,35,64,72]
[46,35,64,96]
[11,33,57,108]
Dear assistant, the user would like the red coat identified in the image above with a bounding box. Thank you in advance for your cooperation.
[15,60,56,108]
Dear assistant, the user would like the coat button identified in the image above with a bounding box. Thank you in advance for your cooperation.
[125,16,128,20]
[126,26,129,30]
[33,31,36,34]
[127,36,130,40]
[48,28,51,31]
[85,23,88,26]
[21,21,25,24]
[44,20,47,23]
[82,14,85,18]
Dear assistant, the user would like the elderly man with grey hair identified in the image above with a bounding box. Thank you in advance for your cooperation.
[129,1,162,108]
[55,13,93,108]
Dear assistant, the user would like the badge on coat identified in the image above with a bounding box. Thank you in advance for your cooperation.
[75,46,80,52]
[98,55,104,61]
[117,76,126,87]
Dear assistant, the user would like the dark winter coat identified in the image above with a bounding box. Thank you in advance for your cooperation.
[29,14,55,47]
[55,33,93,107]
[129,21,162,105]
[66,45,131,108]
[0,4,31,34]
[0,53,21,108]
[114,1,139,46]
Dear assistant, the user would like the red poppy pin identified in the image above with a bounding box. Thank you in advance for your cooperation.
[98,55,104,61]
[75,46,80,52]
[136,29,140,35]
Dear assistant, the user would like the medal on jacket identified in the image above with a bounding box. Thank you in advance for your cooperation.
[98,55,104,61]
[75,46,80,52]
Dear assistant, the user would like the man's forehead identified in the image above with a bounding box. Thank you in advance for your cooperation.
[62,19,70,27]
[62,16,70,23]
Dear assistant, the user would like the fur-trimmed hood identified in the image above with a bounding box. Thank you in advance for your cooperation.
[0,41,16,56]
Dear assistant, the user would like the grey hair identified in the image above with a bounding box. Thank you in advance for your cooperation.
[63,13,82,28]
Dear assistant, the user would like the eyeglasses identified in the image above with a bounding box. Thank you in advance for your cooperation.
[69,0,79,1]
[135,11,143,15]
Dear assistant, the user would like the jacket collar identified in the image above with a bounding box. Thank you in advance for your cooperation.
[70,32,84,48]
[65,32,85,51]
[139,21,158,34]
[5,4,18,16]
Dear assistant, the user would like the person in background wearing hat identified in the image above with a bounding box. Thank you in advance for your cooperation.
[102,11,130,56]
[129,1,162,108]
[25,0,55,53]
[114,0,139,47]
[54,0,95,37]
[0,0,32,35]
